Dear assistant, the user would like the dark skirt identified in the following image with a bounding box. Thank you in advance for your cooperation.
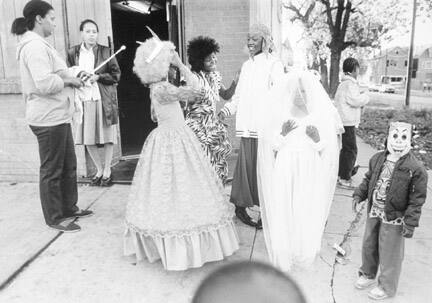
[230,137,259,207]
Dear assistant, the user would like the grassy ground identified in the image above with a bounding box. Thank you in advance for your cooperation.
[357,107,432,169]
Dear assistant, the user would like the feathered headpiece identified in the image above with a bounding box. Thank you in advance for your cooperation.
[134,27,175,84]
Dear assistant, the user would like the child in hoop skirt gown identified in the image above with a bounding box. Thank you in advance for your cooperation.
[123,33,239,271]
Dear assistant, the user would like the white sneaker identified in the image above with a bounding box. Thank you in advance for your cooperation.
[338,178,353,187]
[354,276,376,290]
[368,286,389,300]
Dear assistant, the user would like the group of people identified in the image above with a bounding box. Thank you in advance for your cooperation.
[12,0,428,301]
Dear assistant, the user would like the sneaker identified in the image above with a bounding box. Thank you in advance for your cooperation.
[64,209,94,220]
[338,178,353,187]
[368,286,389,300]
[49,222,81,233]
[354,276,376,290]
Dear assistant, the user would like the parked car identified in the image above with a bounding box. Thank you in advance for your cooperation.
[378,84,396,93]
[368,84,380,92]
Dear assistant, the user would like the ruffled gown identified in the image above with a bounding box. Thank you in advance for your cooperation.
[123,82,239,271]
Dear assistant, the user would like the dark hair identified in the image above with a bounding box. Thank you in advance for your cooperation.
[192,261,306,303]
[79,19,99,32]
[187,36,220,73]
[11,0,53,35]
[342,57,360,74]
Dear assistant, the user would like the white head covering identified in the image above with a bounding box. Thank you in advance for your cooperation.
[249,23,275,54]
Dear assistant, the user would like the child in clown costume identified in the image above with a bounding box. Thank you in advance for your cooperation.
[123,29,239,271]
[352,121,428,300]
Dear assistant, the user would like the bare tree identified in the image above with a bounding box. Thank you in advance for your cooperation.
[283,0,409,97]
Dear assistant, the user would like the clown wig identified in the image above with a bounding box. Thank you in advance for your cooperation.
[133,38,175,84]
[187,36,220,73]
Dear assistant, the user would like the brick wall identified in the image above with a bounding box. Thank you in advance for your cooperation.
[184,0,250,87]
[0,94,39,182]
[0,94,91,182]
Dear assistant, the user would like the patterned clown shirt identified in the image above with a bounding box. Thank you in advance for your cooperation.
[370,160,404,225]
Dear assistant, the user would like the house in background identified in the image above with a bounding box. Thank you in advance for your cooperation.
[416,45,432,90]
[0,0,283,182]
[368,45,432,90]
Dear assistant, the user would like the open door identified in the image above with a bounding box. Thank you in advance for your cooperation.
[110,0,179,183]
[63,0,122,179]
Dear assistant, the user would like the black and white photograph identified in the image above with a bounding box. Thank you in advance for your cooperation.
[0,0,431,302]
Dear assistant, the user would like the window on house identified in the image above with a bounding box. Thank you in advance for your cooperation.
[413,58,419,70]
[405,60,407,66]
[388,59,397,67]
[423,61,432,69]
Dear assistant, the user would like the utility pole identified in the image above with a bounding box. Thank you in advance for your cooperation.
[384,49,388,83]
[405,0,417,107]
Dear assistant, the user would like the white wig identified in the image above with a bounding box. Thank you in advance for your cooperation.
[133,37,175,84]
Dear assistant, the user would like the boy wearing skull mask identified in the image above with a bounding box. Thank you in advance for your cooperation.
[351,121,428,300]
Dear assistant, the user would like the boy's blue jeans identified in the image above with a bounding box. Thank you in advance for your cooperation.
[359,216,405,297]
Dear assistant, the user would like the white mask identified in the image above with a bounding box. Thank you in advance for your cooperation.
[387,122,412,158]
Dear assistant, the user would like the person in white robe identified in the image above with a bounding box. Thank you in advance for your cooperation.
[257,70,342,271]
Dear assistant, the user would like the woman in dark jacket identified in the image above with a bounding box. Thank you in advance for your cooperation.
[67,19,121,186]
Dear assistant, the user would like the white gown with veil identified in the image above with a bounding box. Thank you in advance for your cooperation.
[257,70,343,271]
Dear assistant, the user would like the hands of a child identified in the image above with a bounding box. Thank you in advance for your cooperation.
[352,196,363,213]
[306,125,320,143]
[402,223,414,238]
[281,119,297,136]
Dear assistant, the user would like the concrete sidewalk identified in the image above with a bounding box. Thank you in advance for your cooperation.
[0,138,431,303]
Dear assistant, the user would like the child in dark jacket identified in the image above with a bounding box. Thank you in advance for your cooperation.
[352,121,428,300]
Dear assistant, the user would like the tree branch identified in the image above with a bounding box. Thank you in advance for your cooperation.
[304,1,316,19]
[341,0,352,35]
[284,2,316,24]
[334,0,345,31]
[320,0,335,33]
[343,41,358,49]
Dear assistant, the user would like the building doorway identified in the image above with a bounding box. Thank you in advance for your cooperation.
[110,0,171,182]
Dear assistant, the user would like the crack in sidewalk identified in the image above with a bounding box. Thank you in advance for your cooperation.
[0,188,109,292]
[330,259,338,303]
